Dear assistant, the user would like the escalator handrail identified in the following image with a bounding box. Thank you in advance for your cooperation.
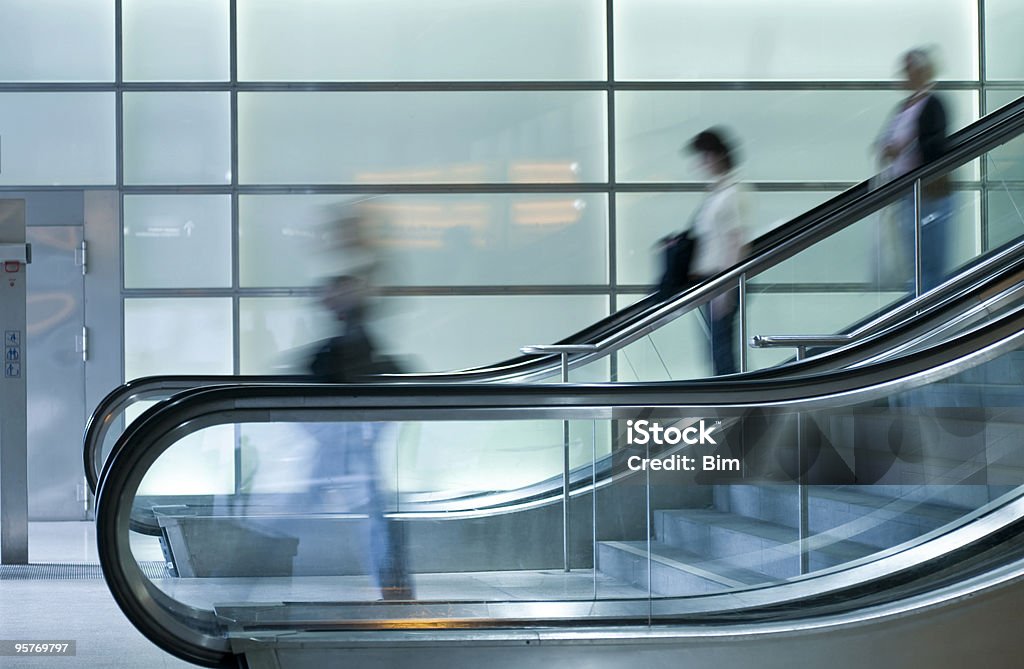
[98,304,1024,440]
[84,229,1024,496]
[97,302,1024,668]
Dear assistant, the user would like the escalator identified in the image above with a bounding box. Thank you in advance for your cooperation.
[96,297,1024,668]
[85,92,1024,523]
[91,91,1024,667]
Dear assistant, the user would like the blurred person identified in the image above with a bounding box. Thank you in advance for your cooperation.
[305,273,413,600]
[683,128,751,376]
[874,47,952,291]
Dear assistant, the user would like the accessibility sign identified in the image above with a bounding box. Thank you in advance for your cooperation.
[4,362,20,378]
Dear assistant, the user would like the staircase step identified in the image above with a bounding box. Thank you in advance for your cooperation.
[597,540,776,596]
[713,485,997,550]
[655,508,878,580]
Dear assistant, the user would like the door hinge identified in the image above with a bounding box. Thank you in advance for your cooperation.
[75,326,88,362]
[74,240,87,275]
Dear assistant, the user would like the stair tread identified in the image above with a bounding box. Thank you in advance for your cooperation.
[657,508,878,562]
[600,540,776,587]
[807,486,967,522]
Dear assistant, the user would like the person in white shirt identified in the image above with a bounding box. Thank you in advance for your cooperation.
[686,128,751,375]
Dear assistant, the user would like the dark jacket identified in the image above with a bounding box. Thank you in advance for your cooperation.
[308,319,396,383]
[918,94,950,197]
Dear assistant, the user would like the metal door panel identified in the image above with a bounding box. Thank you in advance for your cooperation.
[27,226,86,520]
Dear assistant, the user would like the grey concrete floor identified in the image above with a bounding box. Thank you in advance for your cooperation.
[2,522,648,668]
[0,522,194,668]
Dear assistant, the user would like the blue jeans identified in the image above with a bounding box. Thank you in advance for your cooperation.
[896,195,954,292]
[699,293,738,376]
[304,421,413,598]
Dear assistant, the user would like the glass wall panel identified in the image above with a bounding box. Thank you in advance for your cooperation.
[987,90,1024,117]
[616,191,838,285]
[239,298,335,375]
[240,194,608,288]
[0,0,113,82]
[242,295,607,375]
[0,93,114,185]
[986,92,1024,182]
[123,0,230,82]
[237,0,605,81]
[124,298,233,379]
[238,92,607,185]
[369,295,609,372]
[614,0,978,81]
[747,292,906,371]
[123,92,231,185]
[615,90,978,183]
[124,195,232,289]
[985,0,1024,80]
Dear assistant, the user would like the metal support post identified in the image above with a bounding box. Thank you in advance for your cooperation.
[0,200,29,564]
[795,345,809,575]
[913,179,923,297]
[738,273,748,372]
[521,343,599,572]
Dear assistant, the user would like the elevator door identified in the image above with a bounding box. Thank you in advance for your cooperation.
[26,226,86,520]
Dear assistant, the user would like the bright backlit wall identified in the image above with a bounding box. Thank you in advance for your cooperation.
[3,1,1023,492]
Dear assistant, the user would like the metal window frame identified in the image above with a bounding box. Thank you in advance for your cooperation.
[3,1,1023,465]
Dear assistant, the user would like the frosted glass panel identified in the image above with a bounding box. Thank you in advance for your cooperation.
[123,0,230,81]
[238,92,607,184]
[615,0,977,81]
[0,0,113,81]
[123,195,232,289]
[138,426,235,496]
[369,295,608,372]
[238,0,605,81]
[124,93,231,185]
[987,190,1024,251]
[986,92,1024,182]
[753,194,983,284]
[617,308,713,381]
[987,90,1024,116]
[124,298,233,378]
[239,194,608,288]
[239,298,335,375]
[0,93,114,185]
[616,90,978,183]
[985,0,1024,80]
[616,191,838,285]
